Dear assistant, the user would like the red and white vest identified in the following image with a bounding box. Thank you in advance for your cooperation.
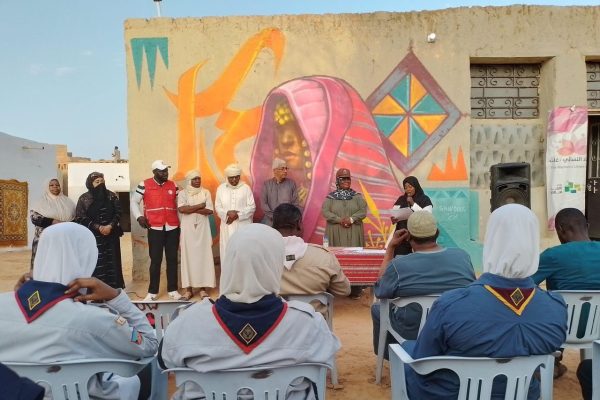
[143,178,179,228]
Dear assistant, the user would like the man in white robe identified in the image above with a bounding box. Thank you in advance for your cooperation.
[215,164,256,258]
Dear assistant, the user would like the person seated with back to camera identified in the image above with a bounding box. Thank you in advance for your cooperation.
[402,204,567,400]
[273,203,351,316]
[160,223,340,400]
[372,210,475,358]
[0,222,158,399]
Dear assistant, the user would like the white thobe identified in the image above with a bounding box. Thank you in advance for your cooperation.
[215,183,256,258]
[178,188,216,288]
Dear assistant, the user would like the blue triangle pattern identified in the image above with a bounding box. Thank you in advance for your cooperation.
[409,118,428,154]
[413,94,446,114]
[390,75,410,111]
[374,115,403,137]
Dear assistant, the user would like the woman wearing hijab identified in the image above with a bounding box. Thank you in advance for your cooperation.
[178,170,215,300]
[161,224,340,400]
[321,168,367,247]
[215,164,256,258]
[75,172,124,289]
[391,176,433,256]
[30,178,76,269]
[403,204,567,399]
[0,222,158,399]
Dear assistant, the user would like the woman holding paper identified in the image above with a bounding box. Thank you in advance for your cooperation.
[391,176,433,255]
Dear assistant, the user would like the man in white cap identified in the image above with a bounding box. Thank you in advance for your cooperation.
[215,164,256,259]
[259,158,300,226]
[371,210,475,357]
[131,160,182,301]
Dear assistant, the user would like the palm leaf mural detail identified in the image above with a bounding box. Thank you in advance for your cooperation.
[359,179,394,248]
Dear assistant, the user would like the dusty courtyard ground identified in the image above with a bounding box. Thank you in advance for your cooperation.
[0,234,584,399]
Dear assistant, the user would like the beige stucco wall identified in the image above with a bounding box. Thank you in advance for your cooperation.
[126,6,600,279]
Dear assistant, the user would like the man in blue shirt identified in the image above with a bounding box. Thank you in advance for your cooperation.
[532,208,600,290]
[371,211,475,356]
[531,208,600,397]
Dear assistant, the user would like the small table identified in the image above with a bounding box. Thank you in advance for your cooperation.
[329,247,385,286]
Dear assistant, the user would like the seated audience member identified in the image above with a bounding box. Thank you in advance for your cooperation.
[404,204,567,399]
[532,207,600,389]
[533,208,600,290]
[160,224,340,400]
[273,203,351,315]
[372,211,475,355]
[0,223,158,399]
[0,362,44,400]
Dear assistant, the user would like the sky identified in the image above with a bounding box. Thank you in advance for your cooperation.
[0,0,597,160]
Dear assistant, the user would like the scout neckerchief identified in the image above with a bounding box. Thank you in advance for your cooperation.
[484,285,536,316]
[15,279,76,323]
[212,294,287,354]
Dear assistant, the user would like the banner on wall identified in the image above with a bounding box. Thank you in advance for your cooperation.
[545,106,588,230]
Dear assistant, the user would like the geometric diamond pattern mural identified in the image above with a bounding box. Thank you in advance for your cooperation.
[367,52,461,173]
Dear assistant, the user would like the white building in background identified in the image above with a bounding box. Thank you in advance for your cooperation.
[0,131,57,249]
[67,163,132,231]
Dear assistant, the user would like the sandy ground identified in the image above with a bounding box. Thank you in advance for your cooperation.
[0,233,584,399]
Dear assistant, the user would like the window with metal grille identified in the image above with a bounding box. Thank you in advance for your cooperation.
[587,62,600,109]
[471,64,540,119]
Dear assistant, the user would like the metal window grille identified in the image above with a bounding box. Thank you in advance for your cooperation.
[587,62,600,109]
[471,64,540,119]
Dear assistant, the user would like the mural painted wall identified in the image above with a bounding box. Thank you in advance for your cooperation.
[126,7,600,278]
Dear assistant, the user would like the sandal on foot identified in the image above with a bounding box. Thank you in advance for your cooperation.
[180,291,193,301]
[199,290,209,299]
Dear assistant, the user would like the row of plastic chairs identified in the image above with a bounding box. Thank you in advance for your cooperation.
[5,357,328,400]
[5,294,337,400]
[376,290,600,382]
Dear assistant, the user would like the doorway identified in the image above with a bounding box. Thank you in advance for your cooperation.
[586,115,600,239]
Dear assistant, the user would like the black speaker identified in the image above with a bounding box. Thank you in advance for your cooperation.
[490,162,531,212]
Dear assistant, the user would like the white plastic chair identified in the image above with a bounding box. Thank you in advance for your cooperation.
[132,300,192,400]
[284,293,339,386]
[374,294,440,384]
[389,344,555,400]
[552,290,600,359]
[6,357,153,400]
[166,363,328,400]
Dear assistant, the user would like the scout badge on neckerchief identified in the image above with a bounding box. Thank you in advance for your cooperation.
[212,294,287,354]
[484,285,535,316]
[15,280,76,323]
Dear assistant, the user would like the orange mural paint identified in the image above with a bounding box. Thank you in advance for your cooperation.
[163,28,285,193]
[428,146,468,181]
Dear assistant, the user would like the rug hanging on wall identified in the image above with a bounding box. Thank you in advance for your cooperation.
[0,179,28,247]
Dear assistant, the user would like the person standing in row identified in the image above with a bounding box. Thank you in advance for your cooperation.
[178,170,215,301]
[259,158,300,226]
[76,172,124,288]
[215,164,256,259]
[131,160,182,301]
[391,176,433,256]
[321,168,367,247]
[29,177,75,269]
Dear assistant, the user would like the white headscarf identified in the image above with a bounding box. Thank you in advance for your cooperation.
[184,170,203,196]
[219,224,285,303]
[31,178,76,222]
[483,204,539,279]
[224,164,243,189]
[33,222,98,285]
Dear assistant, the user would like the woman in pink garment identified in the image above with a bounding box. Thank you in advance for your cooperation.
[250,76,400,247]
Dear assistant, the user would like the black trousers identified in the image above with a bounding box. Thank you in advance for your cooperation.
[147,227,180,293]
